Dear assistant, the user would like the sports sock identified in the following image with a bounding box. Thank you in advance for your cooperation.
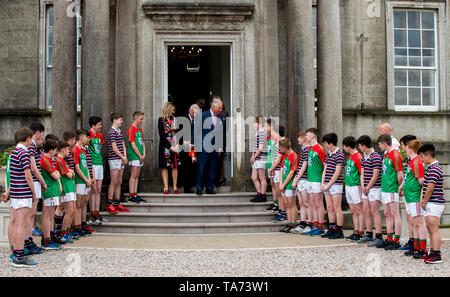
[419,239,427,253]
[318,222,324,231]
[387,233,393,242]
[414,238,420,250]
[366,231,373,238]
[394,235,400,243]
[13,249,25,261]
[314,221,319,229]
[375,233,383,240]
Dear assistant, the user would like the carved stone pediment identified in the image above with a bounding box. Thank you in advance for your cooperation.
[142,2,255,31]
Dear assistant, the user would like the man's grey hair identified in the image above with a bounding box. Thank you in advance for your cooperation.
[190,104,200,111]
[211,100,223,108]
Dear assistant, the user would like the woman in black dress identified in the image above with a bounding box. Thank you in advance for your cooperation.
[158,102,181,194]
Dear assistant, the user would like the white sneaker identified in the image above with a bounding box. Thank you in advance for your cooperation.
[301,226,312,235]
[290,226,304,234]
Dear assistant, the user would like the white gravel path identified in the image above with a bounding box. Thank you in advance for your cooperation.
[0,241,448,277]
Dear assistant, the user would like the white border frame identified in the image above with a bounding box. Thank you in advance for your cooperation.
[386,0,448,112]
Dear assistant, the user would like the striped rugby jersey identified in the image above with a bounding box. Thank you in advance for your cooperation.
[9,144,33,200]
[422,161,444,204]
[297,145,310,180]
[107,126,125,161]
[273,140,283,172]
[253,129,267,161]
[28,140,44,183]
[361,149,382,188]
[85,145,93,176]
[65,151,75,171]
[324,148,345,185]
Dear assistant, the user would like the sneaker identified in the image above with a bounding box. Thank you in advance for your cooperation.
[345,233,357,240]
[368,238,384,247]
[357,235,374,244]
[98,215,108,223]
[271,214,285,223]
[412,250,428,260]
[404,249,415,256]
[114,204,130,213]
[89,216,101,226]
[107,205,119,214]
[321,229,334,238]
[128,196,140,204]
[301,226,313,235]
[52,234,66,245]
[328,231,345,239]
[290,226,305,234]
[27,243,43,255]
[68,232,80,240]
[310,228,325,236]
[250,194,262,202]
[32,227,42,237]
[251,195,267,203]
[83,226,96,234]
[136,195,147,203]
[12,256,38,268]
[42,241,61,250]
[78,229,87,237]
[424,253,442,264]
[384,241,401,250]
[61,234,73,244]
[398,242,414,251]
[280,226,293,233]
[265,203,278,212]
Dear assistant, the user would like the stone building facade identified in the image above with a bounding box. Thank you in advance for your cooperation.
[0,0,449,193]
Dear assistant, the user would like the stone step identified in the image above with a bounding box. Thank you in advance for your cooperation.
[121,202,273,213]
[98,211,278,223]
[125,193,274,204]
[92,221,289,234]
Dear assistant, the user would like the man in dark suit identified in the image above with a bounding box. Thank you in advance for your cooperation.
[194,99,224,195]
[180,104,200,193]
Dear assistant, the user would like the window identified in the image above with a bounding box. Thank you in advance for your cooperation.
[393,9,438,111]
[45,5,82,111]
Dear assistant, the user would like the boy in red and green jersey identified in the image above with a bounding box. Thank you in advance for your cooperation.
[127,112,146,203]
[377,134,403,249]
[89,116,104,224]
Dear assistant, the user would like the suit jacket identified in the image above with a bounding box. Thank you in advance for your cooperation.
[194,110,224,154]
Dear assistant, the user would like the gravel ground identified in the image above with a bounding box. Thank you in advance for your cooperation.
[0,241,448,277]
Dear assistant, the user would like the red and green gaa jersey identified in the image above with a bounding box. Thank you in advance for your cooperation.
[40,155,61,199]
[127,125,144,161]
[403,156,424,203]
[89,130,104,166]
[266,136,277,168]
[55,155,76,195]
[381,150,403,193]
[307,144,326,183]
[345,152,362,186]
[72,145,89,185]
[281,152,299,190]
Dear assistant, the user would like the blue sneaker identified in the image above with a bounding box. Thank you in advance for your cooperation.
[68,232,80,240]
[310,228,325,236]
[61,234,73,244]
[32,227,42,237]
[42,241,61,250]
[27,243,42,255]
[136,195,147,203]
[398,242,414,251]
[128,196,140,204]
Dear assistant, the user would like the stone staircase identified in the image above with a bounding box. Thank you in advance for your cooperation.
[93,191,288,234]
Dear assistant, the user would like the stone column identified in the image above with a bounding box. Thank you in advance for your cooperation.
[317,0,343,141]
[51,0,78,137]
[287,0,315,143]
[81,0,111,129]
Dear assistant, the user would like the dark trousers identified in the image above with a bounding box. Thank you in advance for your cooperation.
[180,151,197,192]
[196,152,218,192]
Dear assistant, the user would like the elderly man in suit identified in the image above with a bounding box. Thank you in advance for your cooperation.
[195,98,224,195]
[180,104,200,193]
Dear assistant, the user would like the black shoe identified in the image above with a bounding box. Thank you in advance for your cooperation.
[376,240,391,249]
[265,203,278,212]
[385,241,401,250]
[321,229,334,238]
[279,226,293,233]
[404,249,415,256]
[251,195,267,203]
[250,193,261,202]
[412,250,428,259]
[196,189,202,196]
[206,190,217,195]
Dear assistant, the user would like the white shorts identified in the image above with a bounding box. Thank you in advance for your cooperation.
[381,192,400,205]
[406,202,425,217]
[33,182,42,199]
[362,187,382,202]
[345,185,363,205]
[252,160,266,170]
[10,198,33,210]
[93,165,104,180]
[324,184,343,195]
[109,159,125,171]
[307,182,322,194]
[76,184,90,196]
[60,192,77,203]
[282,190,296,198]
[43,197,60,207]
[424,202,445,218]
[273,171,281,183]
[129,160,144,167]
[297,179,309,193]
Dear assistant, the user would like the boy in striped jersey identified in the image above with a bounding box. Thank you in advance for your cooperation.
[278,138,299,233]
[40,139,63,250]
[357,135,383,246]
[107,113,129,213]
[291,131,313,234]
[6,128,38,267]
[127,111,147,203]
[400,140,427,259]
[89,116,105,224]
[419,144,445,264]
[305,128,327,236]
[250,116,268,202]
[82,144,96,235]
[321,133,345,239]
[377,134,403,250]
[342,136,364,241]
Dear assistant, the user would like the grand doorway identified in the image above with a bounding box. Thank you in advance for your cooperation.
[167,44,232,186]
